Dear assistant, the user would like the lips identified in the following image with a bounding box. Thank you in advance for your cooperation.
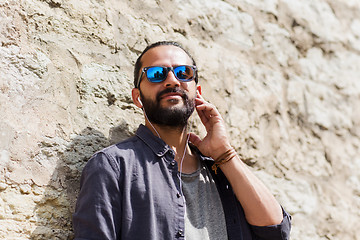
[157,88,186,102]
[160,92,183,100]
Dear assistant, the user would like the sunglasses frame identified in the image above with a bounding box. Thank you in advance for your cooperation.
[136,65,197,88]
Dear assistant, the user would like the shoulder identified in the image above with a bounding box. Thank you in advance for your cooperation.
[83,135,144,177]
[99,135,141,157]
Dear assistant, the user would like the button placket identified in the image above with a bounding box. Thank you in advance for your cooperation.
[167,150,177,170]
[177,229,184,237]
[169,149,175,158]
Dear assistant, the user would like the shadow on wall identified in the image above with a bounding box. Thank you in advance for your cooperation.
[30,125,132,239]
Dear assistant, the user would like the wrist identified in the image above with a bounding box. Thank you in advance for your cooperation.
[211,144,233,161]
[211,147,237,174]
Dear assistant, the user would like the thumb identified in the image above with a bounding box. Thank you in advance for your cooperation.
[188,132,202,148]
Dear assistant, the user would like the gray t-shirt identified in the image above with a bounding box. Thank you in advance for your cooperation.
[74,125,292,240]
[181,162,228,240]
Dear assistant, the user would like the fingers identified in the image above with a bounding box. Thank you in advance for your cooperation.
[195,103,210,125]
[195,95,221,122]
[188,132,202,148]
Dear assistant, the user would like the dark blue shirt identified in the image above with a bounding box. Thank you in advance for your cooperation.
[73,124,291,240]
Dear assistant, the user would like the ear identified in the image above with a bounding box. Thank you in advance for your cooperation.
[132,88,143,108]
[196,85,202,96]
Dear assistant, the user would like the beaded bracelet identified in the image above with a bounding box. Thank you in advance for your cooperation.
[211,148,237,174]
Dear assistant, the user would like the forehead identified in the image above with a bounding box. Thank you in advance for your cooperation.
[140,45,193,67]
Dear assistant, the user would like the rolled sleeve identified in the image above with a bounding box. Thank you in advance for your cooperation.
[250,207,291,240]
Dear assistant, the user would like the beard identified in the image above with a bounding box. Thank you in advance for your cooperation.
[140,87,195,128]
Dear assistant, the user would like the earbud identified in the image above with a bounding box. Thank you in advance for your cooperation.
[138,97,143,107]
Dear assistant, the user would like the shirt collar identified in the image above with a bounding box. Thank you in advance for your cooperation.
[135,124,172,157]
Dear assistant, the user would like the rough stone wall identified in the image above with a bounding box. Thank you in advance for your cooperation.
[0,0,359,239]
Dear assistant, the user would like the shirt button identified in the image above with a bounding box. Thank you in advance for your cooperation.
[177,229,184,237]
[171,161,176,166]
[176,192,181,198]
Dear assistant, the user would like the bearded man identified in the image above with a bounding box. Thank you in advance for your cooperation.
[73,41,291,240]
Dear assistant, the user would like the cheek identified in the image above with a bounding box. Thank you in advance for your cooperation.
[182,81,196,92]
[140,83,161,100]
[186,84,198,98]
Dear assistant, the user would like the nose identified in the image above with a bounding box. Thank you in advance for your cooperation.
[163,69,180,88]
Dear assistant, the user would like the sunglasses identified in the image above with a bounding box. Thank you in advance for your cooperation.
[137,65,197,88]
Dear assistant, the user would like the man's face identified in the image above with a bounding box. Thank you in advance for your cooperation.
[135,45,199,128]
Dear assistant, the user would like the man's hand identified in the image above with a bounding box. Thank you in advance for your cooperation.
[188,92,232,160]
[188,92,284,227]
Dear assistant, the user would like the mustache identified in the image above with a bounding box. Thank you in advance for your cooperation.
[156,87,188,102]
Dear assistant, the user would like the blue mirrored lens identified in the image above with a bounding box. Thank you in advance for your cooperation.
[146,67,167,82]
[173,66,194,81]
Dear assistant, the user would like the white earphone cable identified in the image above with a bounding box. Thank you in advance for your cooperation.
[143,107,161,139]
[142,102,194,226]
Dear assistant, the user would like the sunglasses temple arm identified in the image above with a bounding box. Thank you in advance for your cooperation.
[137,71,144,88]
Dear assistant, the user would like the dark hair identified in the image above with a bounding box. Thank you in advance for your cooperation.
[133,41,198,88]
